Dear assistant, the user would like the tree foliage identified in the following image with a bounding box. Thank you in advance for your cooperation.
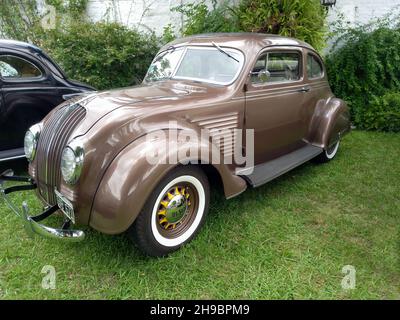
[172,0,328,52]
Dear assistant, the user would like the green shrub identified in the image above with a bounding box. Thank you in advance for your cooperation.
[43,22,159,90]
[172,0,327,52]
[326,12,400,131]
[0,1,160,90]
[363,93,400,132]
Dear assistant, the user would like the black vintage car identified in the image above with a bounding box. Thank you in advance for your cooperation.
[0,40,95,161]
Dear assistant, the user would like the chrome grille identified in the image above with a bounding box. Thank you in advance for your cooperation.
[36,104,86,204]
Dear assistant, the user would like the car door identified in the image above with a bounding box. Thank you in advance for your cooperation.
[0,50,61,154]
[244,47,310,165]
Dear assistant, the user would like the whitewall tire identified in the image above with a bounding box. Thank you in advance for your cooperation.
[128,166,210,257]
[315,140,340,163]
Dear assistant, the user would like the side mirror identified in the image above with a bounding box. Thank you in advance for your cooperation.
[250,69,270,84]
[258,69,270,83]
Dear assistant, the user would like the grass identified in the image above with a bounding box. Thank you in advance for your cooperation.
[0,130,399,299]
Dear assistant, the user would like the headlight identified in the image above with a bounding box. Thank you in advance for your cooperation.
[24,123,42,161]
[61,143,84,185]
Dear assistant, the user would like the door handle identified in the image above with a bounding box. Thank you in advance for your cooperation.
[298,86,310,93]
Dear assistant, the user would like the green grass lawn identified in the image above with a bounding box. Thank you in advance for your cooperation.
[0,130,399,299]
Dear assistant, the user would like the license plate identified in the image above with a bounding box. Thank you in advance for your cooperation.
[54,189,75,224]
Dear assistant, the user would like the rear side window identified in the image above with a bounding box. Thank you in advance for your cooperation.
[0,55,42,79]
[251,51,301,85]
[307,54,323,79]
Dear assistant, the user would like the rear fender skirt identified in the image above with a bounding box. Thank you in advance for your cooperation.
[307,97,351,149]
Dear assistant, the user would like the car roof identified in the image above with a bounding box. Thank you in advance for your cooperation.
[161,32,315,53]
[0,39,43,54]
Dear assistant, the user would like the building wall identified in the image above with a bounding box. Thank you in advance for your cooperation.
[86,0,217,34]
[327,0,400,25]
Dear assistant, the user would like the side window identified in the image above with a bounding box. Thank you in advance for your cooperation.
[251,51,301,85]
[0,55,42,79]
[307,54,323,79]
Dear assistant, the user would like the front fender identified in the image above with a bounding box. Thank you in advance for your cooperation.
[307,97,351,149]
[89,132,246,234]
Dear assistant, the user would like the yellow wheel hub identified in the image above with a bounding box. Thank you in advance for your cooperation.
[157,186,191,230]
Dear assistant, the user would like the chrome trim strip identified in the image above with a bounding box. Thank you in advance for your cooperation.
[0,154,26,162]
[245,89,302,100]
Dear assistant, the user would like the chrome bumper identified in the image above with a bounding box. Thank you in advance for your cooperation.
[0,169,85,242]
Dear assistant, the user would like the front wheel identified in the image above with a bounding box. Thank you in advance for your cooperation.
[314,140,340,163]
[128,166,210,257]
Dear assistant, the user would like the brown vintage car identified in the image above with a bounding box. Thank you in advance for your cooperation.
[0,33,351,256]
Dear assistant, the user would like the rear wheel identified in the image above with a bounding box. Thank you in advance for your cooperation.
[315,140,340,163]
[128,166,210,257]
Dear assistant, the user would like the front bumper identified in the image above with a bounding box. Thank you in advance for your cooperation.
[0,169,85,242]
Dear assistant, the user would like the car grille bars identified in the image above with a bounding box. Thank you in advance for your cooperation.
[36,104,86,204]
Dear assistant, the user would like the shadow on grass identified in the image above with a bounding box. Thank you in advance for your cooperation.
[61,159,324,267]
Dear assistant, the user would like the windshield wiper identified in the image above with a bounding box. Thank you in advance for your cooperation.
[211,42,239,63]
[155,45,176,62]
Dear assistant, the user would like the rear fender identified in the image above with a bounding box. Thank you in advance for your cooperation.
[307,97,351,149]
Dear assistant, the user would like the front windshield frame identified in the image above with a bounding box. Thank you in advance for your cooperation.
[144,45,245,86]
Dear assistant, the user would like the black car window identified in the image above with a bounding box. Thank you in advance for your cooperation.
[307,54,323,79]
[251,51,301,85]
[0,55,42,79]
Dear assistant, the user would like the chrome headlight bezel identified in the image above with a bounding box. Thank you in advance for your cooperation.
[24,123,42,161]
[61,142,85,185]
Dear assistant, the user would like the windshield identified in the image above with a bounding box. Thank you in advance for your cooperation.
[144,46,244,85]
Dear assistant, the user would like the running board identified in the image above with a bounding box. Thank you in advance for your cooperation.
[237,144,323,187]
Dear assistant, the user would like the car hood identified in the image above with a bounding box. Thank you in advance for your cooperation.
[71,82,206,136]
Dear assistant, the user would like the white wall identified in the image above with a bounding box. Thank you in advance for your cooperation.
[327,0,400,26]
[86,0,217,34]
